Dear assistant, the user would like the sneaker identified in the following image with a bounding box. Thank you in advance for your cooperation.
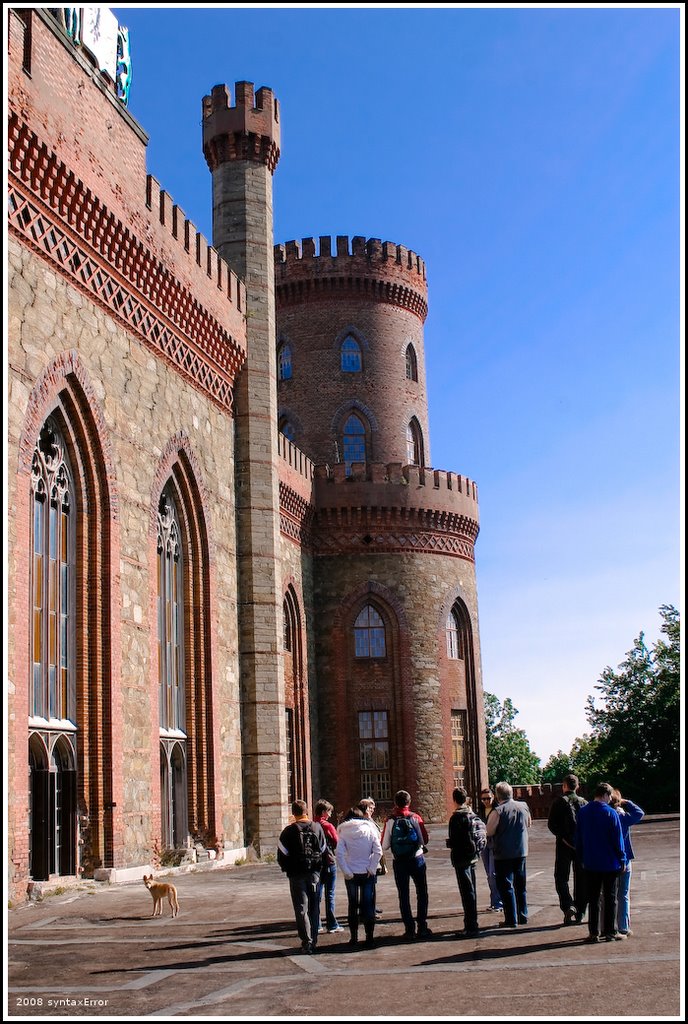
[487,905,503,912]
[498,921,518,929]
[327,925,344,933]
[619,929,633,937]
[564,908,577,925]
[604,932,626,941]
[584,934,600,944]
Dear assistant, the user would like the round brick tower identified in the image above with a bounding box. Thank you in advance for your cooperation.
[274,236,430,470]
[275,236,488,821]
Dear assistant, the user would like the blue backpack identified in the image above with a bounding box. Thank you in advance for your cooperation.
[390,815,420,859]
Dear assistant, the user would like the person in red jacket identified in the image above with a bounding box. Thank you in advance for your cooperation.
[313,799,344,933]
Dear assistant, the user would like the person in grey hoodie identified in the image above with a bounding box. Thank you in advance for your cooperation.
[336,807,383,947]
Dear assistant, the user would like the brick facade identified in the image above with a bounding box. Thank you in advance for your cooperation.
[6,7,488,900]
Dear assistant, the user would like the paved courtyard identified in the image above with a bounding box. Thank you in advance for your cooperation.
[6,817,682,1019]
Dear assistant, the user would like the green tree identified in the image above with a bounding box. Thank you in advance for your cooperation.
[540,750,573,784]
[484,692,541,786]
[584,605,680,811]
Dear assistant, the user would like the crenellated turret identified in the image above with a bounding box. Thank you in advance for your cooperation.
[202,81,280,174]
[275,234,431,468]
[275,235,427,321]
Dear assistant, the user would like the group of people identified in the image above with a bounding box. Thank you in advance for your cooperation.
[547,773,644,942]
[277,775,643,954]
[277,790,430,954]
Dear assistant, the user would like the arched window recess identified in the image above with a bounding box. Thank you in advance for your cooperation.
[405,344,418,382]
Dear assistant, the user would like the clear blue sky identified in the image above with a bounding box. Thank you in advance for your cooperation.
[112,4,682,763]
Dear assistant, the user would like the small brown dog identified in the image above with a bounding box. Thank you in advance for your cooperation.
[143,874,179,918]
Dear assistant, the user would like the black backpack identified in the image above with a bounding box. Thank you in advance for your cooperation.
[296,823,323,873]
[448,810,477,863]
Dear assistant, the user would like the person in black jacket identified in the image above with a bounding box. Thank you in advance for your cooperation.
[447,788,486,938]
[547,774,587,925]
[277,800,328,954]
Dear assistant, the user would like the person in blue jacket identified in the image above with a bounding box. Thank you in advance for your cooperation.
[611,789,644,937]
[576,781,627,943]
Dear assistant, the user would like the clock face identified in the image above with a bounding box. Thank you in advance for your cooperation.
[81,7,119,79]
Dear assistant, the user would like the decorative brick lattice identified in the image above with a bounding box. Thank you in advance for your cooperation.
[7,116,244,412]
[279,483,314,546]
[313,506,477,561]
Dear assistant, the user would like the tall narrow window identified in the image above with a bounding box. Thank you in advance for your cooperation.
[278,343,292,381]
[451,710,467,789]
[446,610,463,659]
[405,344,418,381]
[30,419,74,723]
[359,710,391,801]
[341,335,362,372]
[283,601,292,651]
[343,413,367,471]
[157,490,185,732]
[406,418,424,466]
[285,708,295,803]
[29,417,77,881]
[158,486,188,849]
[354,605,386,658]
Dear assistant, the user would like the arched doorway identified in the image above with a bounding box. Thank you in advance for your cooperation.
[29,733,77,880]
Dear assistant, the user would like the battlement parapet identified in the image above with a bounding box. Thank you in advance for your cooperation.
[313,462,479,524]
[274,236,428,321]
[145,175,246,313]
[202,82,281,174]
[278,434,315,480]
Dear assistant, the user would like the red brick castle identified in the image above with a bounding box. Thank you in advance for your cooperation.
[6,7,487,900]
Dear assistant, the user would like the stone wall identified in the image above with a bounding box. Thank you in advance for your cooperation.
[7,239,243,894]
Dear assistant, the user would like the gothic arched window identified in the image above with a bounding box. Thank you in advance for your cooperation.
[405,344,418,382]
[341,335,362,373]
[343,413,367,470]
[406,418,424,466]
[446,609,462,659]
[30,419,75,723]
[157,489,185,733]
[158,486,188,849]
[278,343,293,381]
[354,605,386,659]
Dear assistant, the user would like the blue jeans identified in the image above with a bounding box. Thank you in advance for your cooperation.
[392,855,428,935]
[617,862,632,933]
[316,863,340,930]
[344,872,376,936]
[480,845,502,909]
[495,856,528,926]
